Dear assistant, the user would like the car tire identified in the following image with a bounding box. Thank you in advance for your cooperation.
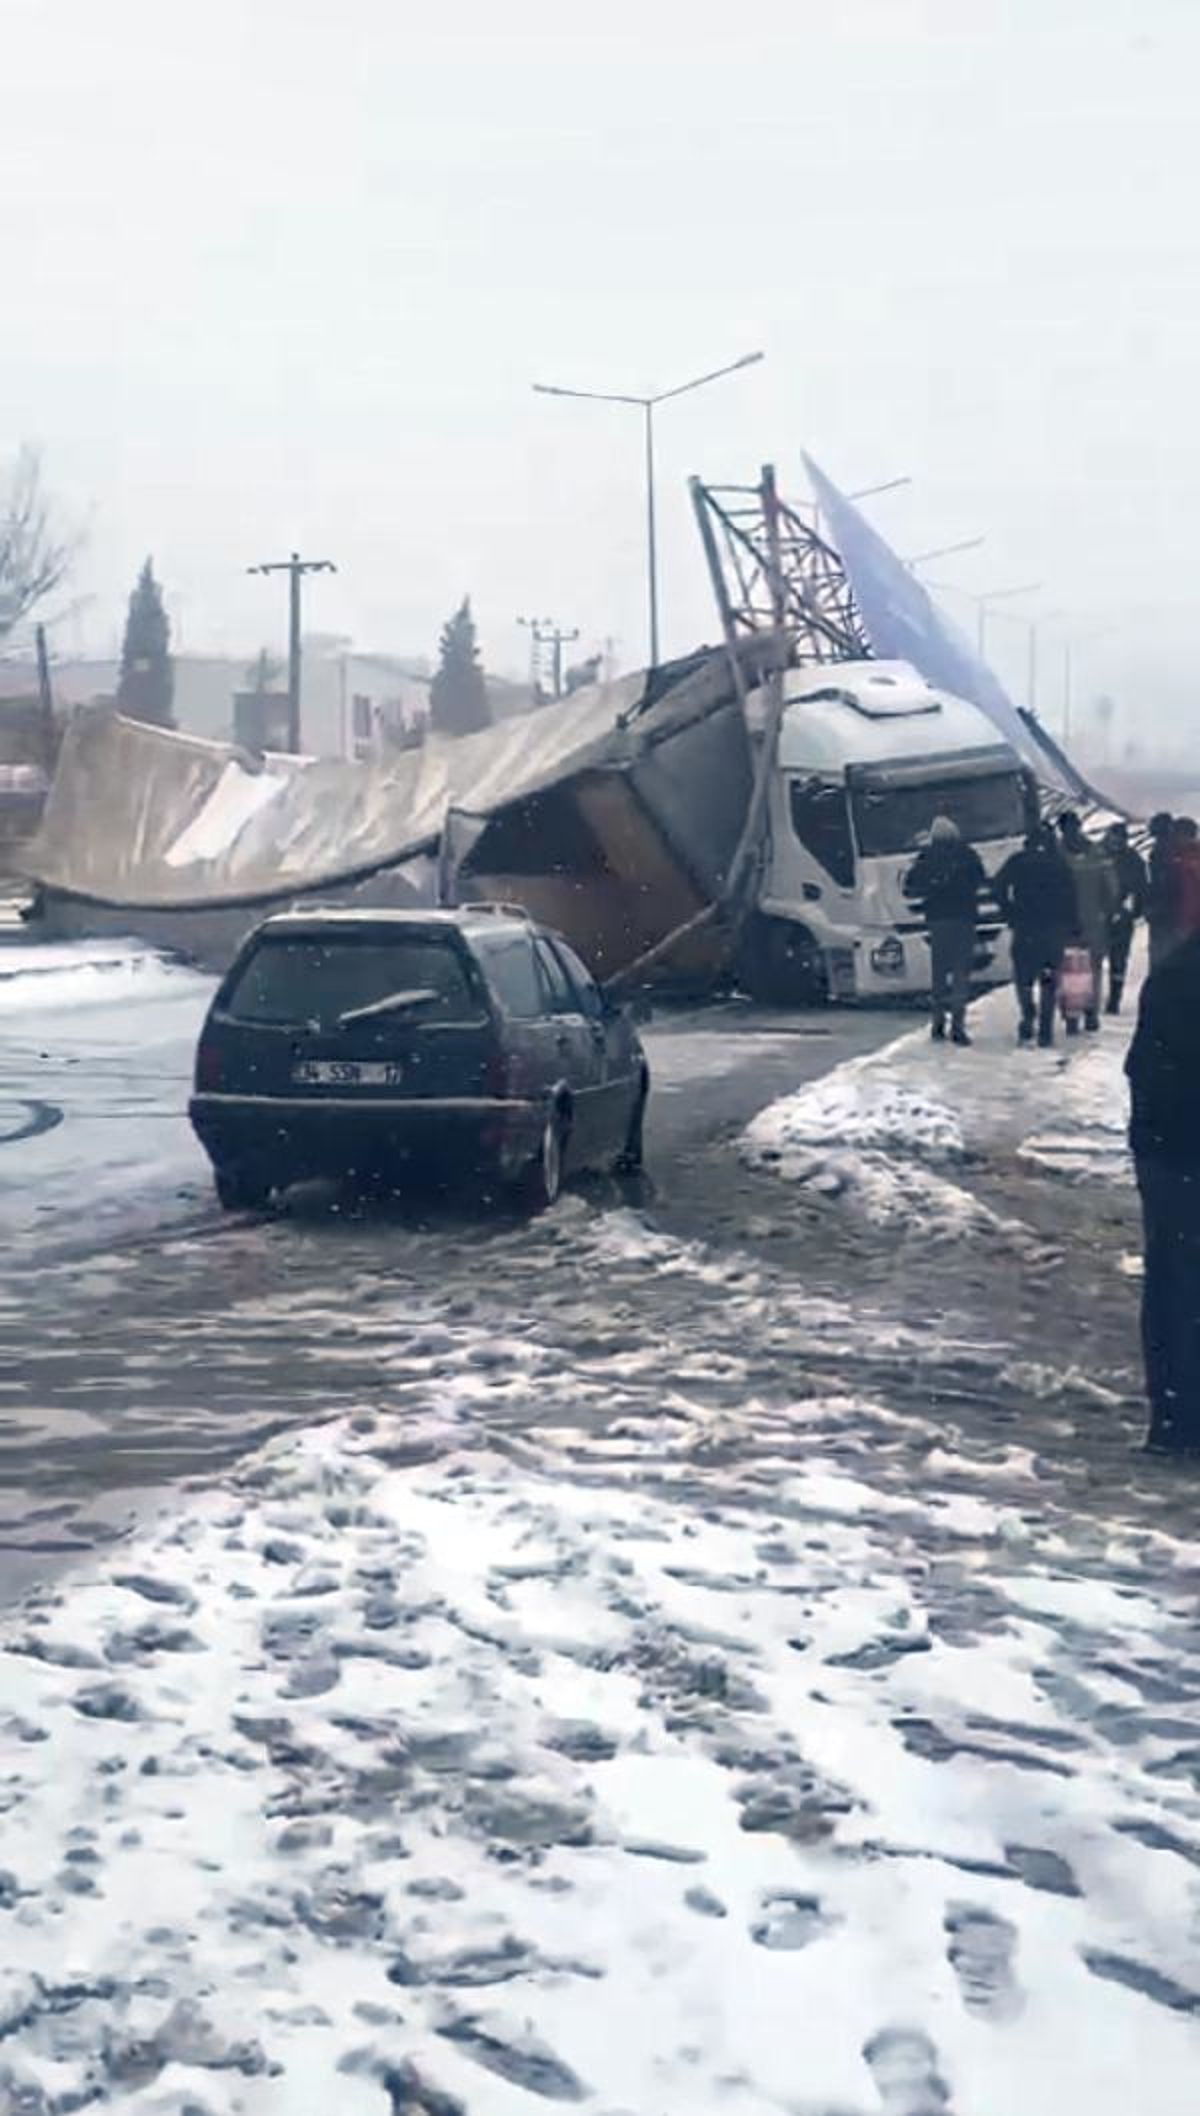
[737,916,829,1007]
[613,1075,648,1175]
[520,1107,569,1212]
[214,1166,272,1213]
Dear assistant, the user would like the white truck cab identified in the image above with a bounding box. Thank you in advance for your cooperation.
[741,659,1030,1002]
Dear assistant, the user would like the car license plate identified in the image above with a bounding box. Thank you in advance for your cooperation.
[293,1060,403,1087]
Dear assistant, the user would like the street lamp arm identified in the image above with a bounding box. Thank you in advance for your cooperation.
[906,535,986,566]
[982,581,1042,605]
[532,383,648,407]
[650,350,765,404]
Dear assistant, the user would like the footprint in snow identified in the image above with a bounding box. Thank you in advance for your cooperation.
[863,2026,954,2114]
[944,1903,1024,2021]
[750,1891,834,1950]
[437,2012,587,2101]
[1081,1949,1200,2017]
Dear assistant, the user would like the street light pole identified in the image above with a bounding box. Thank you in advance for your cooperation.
[533,350,764,669]
[644,402,659,668]
[973,582,1043,660]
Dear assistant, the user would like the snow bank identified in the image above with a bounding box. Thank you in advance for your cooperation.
[743,973,1136,1232]
[0,939,205,1016]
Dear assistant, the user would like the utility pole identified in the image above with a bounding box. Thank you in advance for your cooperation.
[247,551,337,753]
[518,615,579,700]
[34,623,56,773]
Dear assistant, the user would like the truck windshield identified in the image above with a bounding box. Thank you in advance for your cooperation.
[852,770,1025,857]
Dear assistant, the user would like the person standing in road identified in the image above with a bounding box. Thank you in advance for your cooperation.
[1169,816,1200,945]
[903,815,986,1047]
[994,822,1078,1046]
[1057,812,1117,1032]
[1145,812,1175,968]
[1126,925,1200,1456]
[1104,820,1148,1016]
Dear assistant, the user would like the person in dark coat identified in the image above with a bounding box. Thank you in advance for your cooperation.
[903,815,986,1046]
[1125,929,1200,1454]
[1145,812,1175,968]
[1103,821,1148,1015]
[994,822,1078,1046]
[1169,816,1200,945]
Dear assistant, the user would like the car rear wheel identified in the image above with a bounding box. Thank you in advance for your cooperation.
[520,1107,568,1212]
[214,1166,273,1214]
[613,1074,648,1175]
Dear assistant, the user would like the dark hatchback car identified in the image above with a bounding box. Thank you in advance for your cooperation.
[189,906,649,1211]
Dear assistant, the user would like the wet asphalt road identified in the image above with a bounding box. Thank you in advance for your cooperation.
[0,941,1177,1603]
[0,960,909,1593]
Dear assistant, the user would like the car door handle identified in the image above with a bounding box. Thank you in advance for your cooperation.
[555,1031,571,1051]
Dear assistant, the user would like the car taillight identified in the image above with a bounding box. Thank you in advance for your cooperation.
[195,1036,223,1091]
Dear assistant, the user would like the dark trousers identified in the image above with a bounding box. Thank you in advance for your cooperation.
[1012,931,1061,1042]
[1108,913,1134,1007]
[1136,1157,1200,1450]
[927,919,974,1026]
[1148,920,1175,972]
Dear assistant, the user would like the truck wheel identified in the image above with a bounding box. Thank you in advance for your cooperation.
[737,917,829,1007]
[214,1166,272,1213]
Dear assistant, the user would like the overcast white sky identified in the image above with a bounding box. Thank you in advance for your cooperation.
[4,0,1197,749]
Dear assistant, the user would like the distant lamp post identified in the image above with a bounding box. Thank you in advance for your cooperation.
[845,475,912,503]
[973,581,1042,659]
[905,535,986,570]
[533,351,765,669]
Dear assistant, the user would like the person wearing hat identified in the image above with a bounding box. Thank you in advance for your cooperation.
[903,815,986,1046]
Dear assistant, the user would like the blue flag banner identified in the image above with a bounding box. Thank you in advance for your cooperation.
[802,454,1076,796]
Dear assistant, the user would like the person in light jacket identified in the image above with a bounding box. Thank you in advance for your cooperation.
[1057,813,1117,1033]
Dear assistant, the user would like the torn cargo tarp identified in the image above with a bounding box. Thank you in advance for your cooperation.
[21,645,769,976]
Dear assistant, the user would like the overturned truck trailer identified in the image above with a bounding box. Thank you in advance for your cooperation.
[22,643,774,983]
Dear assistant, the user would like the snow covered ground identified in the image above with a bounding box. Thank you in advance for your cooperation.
[1,1217,1197,2113]
[1,944,1193,2113]
[742,977,1133,1239]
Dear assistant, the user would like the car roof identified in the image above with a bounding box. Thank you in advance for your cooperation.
[254,906,539,943]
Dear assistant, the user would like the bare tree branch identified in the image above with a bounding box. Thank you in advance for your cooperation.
[0,448,72,639]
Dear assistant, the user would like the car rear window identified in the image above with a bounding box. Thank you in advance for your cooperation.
[474,933,544,1019]
[223,935,479,1028]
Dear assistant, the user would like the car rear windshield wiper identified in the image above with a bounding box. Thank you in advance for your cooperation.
[336,987,440,1029]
